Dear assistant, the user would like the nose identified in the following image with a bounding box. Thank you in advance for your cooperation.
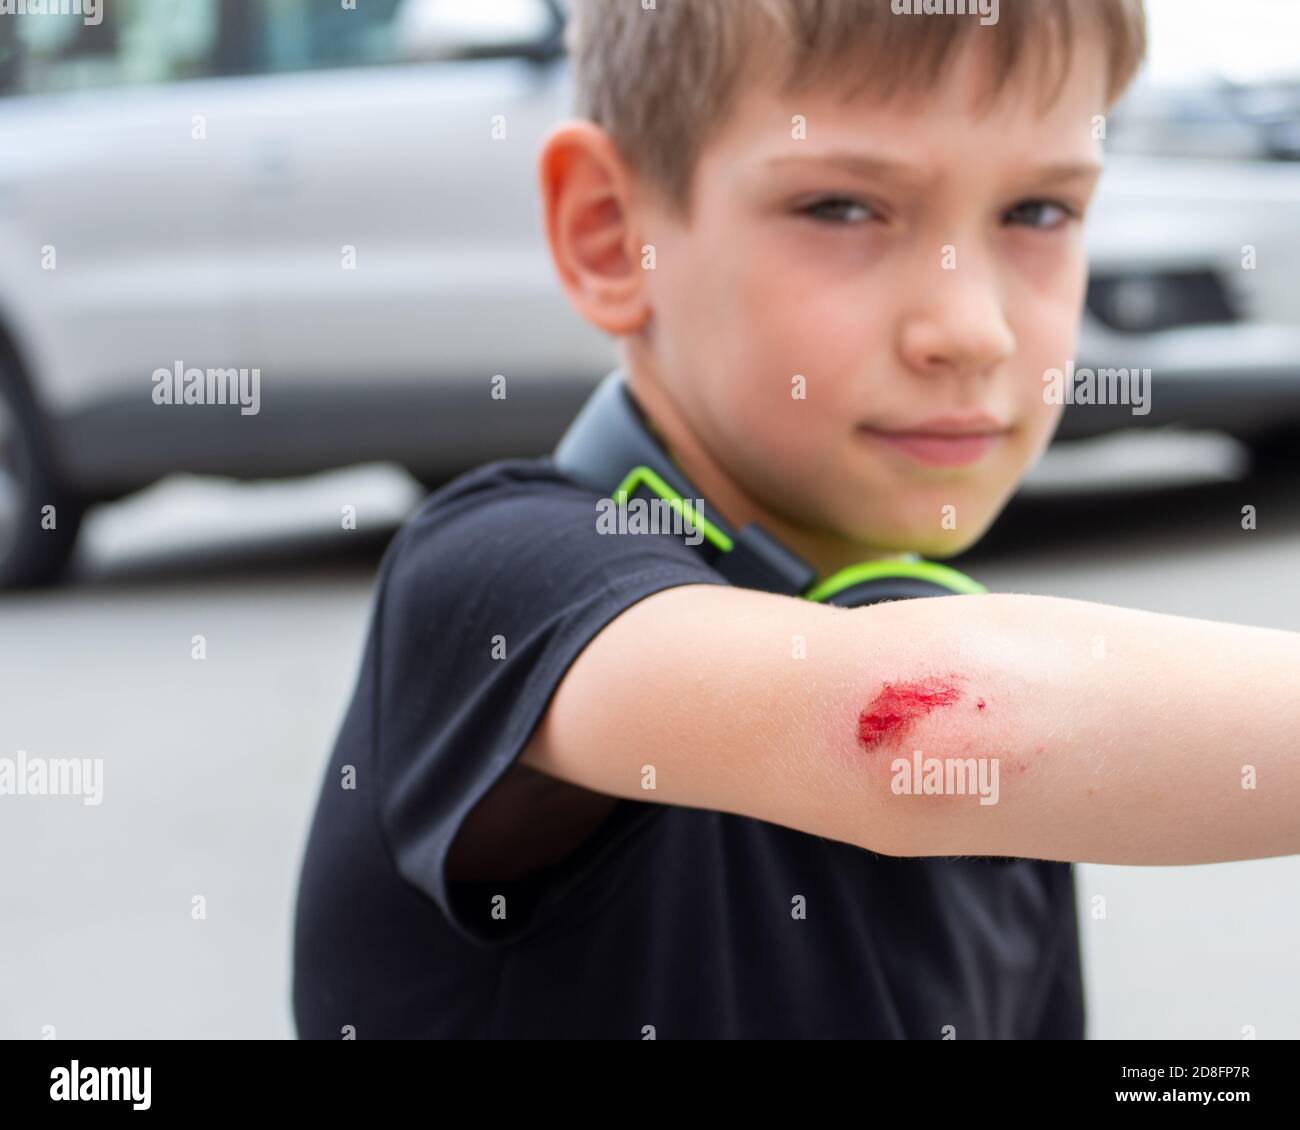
[896,252,1016,379]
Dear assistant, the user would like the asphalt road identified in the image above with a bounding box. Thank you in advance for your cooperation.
[2,433,1298,1040]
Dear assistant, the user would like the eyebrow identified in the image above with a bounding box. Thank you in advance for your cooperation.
[762,152,1103,188]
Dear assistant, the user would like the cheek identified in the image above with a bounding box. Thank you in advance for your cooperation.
[735,225,888,348]
[1012,279,1087,400]
[729,289,892,442]
[1014,228,1089,294]
[1004,379,1063,474]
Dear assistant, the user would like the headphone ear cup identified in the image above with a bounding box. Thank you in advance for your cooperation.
[816,576,973,608]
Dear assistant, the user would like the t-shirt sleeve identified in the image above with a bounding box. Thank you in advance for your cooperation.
[371,463,731,947]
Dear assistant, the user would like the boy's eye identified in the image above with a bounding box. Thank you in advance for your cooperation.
[797,196,878,225]
[1004,199,1077,231]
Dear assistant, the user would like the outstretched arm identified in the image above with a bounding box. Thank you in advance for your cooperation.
[521,586,1300,865]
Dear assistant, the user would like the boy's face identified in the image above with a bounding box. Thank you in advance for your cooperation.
[628,36,1108,564]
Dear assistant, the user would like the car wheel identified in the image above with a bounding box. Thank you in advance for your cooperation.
[413,471,449,494]
[0,362,83,587]
[1248,425,1300,476]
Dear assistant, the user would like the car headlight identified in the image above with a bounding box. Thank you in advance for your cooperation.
[1086,270,1239,334]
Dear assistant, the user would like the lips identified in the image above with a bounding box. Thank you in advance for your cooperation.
[858,423,1011,468]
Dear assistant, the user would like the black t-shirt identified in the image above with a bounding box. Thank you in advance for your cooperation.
[292,456,1085,1039]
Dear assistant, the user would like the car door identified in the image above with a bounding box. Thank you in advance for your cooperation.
[0,0,248,495]
[211,0,607,478]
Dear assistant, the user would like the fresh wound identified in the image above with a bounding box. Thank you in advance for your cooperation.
[857,677,964,750]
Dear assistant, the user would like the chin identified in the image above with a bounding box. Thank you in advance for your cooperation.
[877,521,989,560]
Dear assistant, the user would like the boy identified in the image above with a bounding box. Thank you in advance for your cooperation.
[292,0,1300,1039]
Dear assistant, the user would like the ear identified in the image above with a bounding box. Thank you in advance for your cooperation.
[537,121,650,337]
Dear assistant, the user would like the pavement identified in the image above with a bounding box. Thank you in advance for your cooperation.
[2,433,1298,1039]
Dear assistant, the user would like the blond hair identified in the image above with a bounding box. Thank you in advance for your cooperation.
[565,0,1148,216]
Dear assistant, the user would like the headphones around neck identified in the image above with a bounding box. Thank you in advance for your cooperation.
[552,369,987,608]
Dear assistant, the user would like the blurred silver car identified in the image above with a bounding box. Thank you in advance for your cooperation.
[1068,64,1300,446]
[1,0,1298,585]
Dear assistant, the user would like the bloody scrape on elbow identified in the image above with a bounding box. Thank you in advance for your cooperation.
[856,676,966,750]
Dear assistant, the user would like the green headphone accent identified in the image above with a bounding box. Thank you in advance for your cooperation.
[804,559,987,603]
[614,465,733,552]
[559,371,988,609]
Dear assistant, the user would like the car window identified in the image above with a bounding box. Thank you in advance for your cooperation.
[241,0,559,73]
[0,0,220,97]
[0,0,560,97]
[245,0,405,75]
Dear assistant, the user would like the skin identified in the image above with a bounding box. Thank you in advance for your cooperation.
[525,585,1300,864]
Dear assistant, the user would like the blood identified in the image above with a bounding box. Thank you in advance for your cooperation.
[857,676,964,749]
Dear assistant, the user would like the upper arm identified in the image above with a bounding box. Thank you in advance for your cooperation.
[518,583,937,856]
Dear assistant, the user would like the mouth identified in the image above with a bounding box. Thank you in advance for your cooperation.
[856,422,1012,468]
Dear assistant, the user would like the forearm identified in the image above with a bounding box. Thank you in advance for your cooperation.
[824,593,1300,865]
